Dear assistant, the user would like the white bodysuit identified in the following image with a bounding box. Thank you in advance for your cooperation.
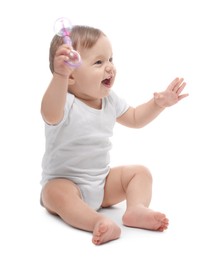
[41,90,129,210]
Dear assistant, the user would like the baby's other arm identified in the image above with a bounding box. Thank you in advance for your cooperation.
[117,77,188,128]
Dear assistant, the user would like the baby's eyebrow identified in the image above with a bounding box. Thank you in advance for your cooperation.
[94,54,104,60]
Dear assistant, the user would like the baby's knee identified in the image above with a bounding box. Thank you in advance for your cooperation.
[121,165,152,192]
[135,165,153,183]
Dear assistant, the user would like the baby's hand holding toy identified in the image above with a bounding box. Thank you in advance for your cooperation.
[54,17,82,68]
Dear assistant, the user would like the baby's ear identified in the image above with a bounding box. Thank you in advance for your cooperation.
[68,74,75,85]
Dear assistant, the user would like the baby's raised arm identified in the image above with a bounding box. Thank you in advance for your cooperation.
[117,77,188,128]
[41,44,73,125]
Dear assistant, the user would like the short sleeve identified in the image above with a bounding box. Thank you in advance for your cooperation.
[62,93,75,123]
[108,90,130,118]
[44,93,75,128]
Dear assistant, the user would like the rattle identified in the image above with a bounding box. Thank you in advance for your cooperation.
[54,17,82,67]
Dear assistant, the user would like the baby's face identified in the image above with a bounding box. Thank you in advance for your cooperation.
[69,35,116,103]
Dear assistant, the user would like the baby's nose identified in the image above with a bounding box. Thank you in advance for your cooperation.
[106,63,115,73]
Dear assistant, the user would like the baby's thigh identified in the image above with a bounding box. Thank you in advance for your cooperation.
[41,178,82,213]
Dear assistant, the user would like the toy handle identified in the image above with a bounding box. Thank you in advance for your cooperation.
[63,35,72,46]
[63,35,81,68]
[54,17,82,68]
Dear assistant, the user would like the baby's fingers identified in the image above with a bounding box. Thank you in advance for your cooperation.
[168,77,185,92]
[55,44,71,57]
[176,81,187,95]
[178,93,189,101]
[167,77,180,91]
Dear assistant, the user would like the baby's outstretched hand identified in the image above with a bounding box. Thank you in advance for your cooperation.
[154,78,188,108]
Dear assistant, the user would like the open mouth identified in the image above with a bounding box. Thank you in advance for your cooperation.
[102,77,112,88]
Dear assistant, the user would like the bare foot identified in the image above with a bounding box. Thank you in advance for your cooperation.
[92,219,121,245]
[122,205,169,231]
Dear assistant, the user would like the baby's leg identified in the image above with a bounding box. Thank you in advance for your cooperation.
[41,178,121,245]
[102,165,169,231]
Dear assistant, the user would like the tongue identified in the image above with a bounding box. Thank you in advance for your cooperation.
[103,79,109,84]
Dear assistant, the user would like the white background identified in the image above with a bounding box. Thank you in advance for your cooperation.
[0,0,209,259]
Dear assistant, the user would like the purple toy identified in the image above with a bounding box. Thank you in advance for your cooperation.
[54,17,82,67]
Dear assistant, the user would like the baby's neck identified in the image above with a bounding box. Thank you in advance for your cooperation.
[77,96,102,110]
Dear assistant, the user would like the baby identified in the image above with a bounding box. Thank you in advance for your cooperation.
[40,25,188,245]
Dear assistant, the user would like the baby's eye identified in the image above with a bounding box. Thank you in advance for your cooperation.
[95,60,103,65]
[109,57,113,63]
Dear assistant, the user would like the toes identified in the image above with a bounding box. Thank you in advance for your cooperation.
[153,213,169,231]
[156,217,169,231]
[92,237,100,245]
[92,223,108,245]
[92,221,121,245]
